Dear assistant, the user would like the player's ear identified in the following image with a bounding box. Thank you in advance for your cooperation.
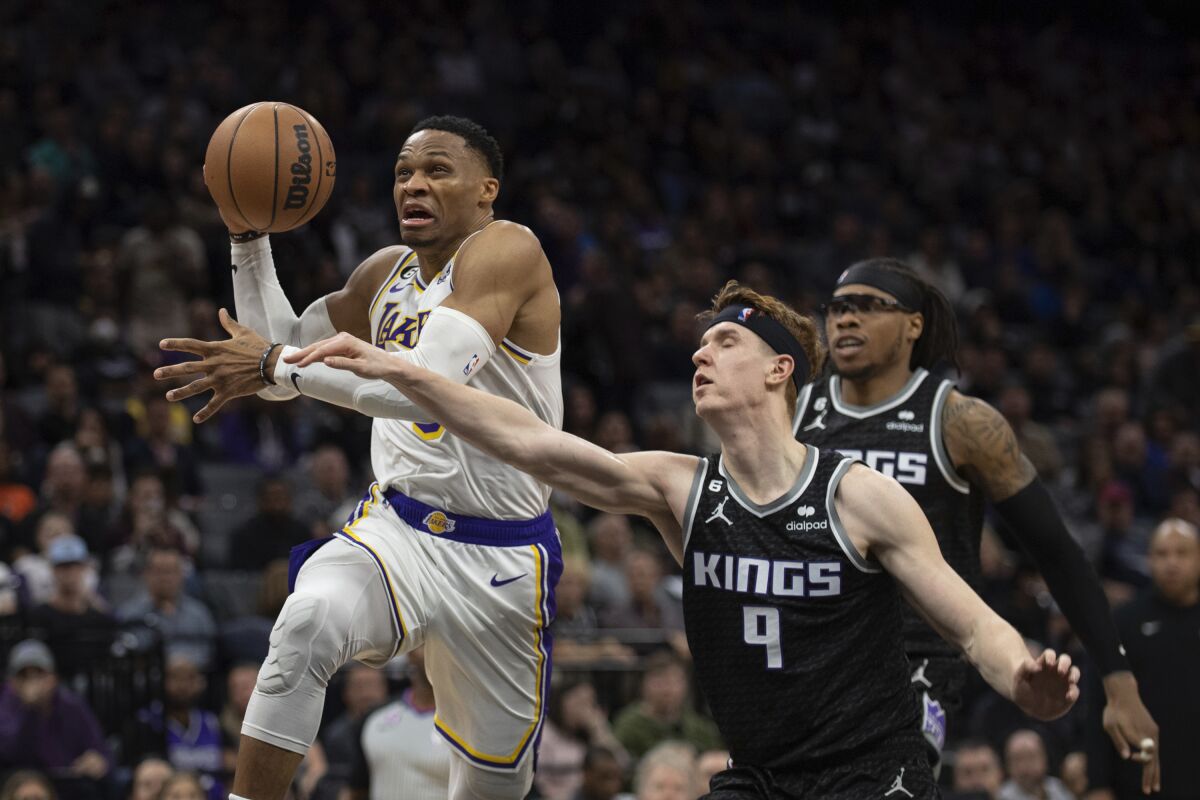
[907,312,924,343]
[768,354,793,389]
[479,177,499,205]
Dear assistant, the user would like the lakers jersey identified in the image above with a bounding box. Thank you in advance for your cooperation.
[793,368,985,661]
[682,447,922,768]
[366,240,563,520]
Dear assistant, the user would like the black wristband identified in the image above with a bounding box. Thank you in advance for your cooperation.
[259,342,282,386]
[993,478,1132,675]
[230,230,266,244]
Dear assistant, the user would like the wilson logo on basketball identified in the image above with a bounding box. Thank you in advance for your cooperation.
[284,124,313,210]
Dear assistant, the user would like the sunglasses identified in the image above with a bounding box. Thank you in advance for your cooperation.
[819,294,915,316]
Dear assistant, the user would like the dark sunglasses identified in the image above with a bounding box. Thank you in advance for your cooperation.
[819,293,915,316]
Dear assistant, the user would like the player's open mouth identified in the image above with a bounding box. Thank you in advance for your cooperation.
[401,205,436,227]
[834,336,865,356]
[694,374,713,390]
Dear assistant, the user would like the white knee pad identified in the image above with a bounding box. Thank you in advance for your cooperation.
[257,593,335,696]
[449,757,533,800]
[242,541,399,755]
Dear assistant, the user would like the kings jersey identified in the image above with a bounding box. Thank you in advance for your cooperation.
[682,446,922,769]
[793,368,985,662]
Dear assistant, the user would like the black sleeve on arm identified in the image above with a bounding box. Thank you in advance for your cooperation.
[992,478,1132,675]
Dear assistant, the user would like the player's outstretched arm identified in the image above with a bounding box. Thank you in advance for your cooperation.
[288,333,697,560]
[943,391,1159,792]
[836,464,1080,721]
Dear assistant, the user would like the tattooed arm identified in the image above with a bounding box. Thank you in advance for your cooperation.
[940,390,1036,501]
[942,391,1159,792]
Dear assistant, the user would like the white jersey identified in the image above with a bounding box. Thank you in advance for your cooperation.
[359,695,451,800]
[366,235,563,520]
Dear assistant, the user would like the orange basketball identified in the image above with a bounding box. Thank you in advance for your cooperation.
[203,102,336,233]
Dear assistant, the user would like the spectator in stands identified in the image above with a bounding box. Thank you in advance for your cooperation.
[343,648,447,800]
[0,438,37,528]
[0,771,56,800]
[128,757,174,800]
[585,514,633,618]
[27,534,115,680]
[997,383,1063,482]
[551,556,637,667]
[0,562,20,616]
[949,740,1003,800]
[218,558,288,665]
[137,655,223,790]
[536,678,629,800]
[117,545,217,670]
[574,746,626,800]
[1059,752,1087,798]
[319,662,389,788]
[1087,518,1200,800]
[124,395,202,509]
[106,472,198,571]
[293,444,357,538]
[632,741,694,800]
[0,639,111,780]
[612,650,721,759]
[1096,481,1153,592]
[219,663,259,775]
[599,551,683,635]
[12,510,74,606]
[156,773,205,800]
[38,444,87,526]
[999,729,1072,800]
[36,364,81,449]
[232,477,311,570]
[693,749,731,798]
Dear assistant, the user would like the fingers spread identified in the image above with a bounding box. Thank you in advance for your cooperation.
[166,378,212,402]
[160,338,210,355]
[218,307,245,335]
[154,361,206,381]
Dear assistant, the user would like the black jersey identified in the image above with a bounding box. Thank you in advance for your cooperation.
[793,368,985,662]
[682,446,921,770]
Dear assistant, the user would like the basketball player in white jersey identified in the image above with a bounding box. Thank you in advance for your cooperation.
[155,116,563,800]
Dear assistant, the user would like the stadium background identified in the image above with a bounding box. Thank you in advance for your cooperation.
[1,0,1198,797]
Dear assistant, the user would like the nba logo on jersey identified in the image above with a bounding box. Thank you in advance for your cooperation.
[422,511,457,535]
[738,307,754,321]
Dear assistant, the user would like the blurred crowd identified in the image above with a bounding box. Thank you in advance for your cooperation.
[2,0,1200,798]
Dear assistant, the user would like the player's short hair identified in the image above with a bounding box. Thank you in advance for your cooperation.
[411,115,504,181]
[700,280,826,416]
[840,257,959,372]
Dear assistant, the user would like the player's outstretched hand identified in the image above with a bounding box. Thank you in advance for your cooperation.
[1013,648,1080,721]
[287,332,410,381]
[1102,672,1160,795]
[155,308,270,424]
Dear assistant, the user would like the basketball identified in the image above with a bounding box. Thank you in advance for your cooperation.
[203,102,336,233]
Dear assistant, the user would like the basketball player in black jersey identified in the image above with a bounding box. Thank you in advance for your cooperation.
[289,281,1080,800]
[796,258,1160,794]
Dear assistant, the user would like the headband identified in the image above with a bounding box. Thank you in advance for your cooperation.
[835,262,924,310]
[706,305,810,391]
